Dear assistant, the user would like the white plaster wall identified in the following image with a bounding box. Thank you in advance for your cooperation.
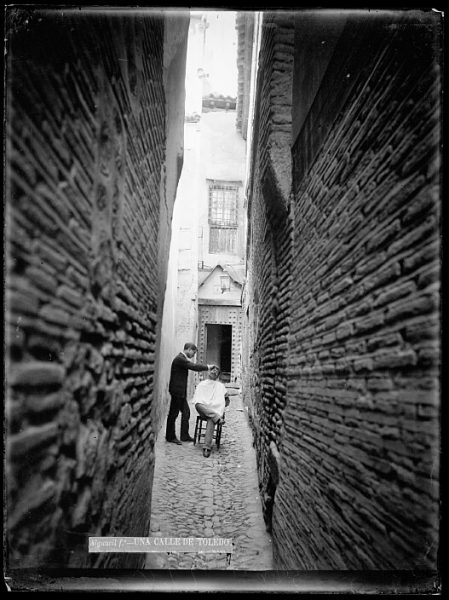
[157,120,203,413]
[157,12,245,412]
[198,111,247,266]
[153,13,190,435]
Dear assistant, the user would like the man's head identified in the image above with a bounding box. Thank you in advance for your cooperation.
[209,365,220,380]
[184,343,197,359]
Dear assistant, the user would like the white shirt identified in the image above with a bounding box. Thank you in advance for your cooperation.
[192,379,227,415]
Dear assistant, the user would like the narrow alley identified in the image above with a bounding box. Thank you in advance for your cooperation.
[146,391,273,570]
[4,6,441,593]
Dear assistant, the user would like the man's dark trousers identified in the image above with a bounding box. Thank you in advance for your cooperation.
[166,394,190,440]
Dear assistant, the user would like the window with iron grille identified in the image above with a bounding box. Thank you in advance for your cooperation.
[208,183,238,226]
[208,181,239,253]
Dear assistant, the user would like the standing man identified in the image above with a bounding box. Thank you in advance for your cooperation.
[166,343,210,445]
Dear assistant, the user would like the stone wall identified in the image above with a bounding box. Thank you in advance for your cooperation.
[5,8,188,569]
[243,10,441,570]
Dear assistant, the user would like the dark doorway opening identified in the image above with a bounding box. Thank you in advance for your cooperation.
[206,324,232,382]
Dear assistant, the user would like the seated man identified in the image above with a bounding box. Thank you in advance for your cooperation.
[192,365,230,458]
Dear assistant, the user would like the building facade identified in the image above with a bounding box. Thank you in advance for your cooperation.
[158,12,246,402]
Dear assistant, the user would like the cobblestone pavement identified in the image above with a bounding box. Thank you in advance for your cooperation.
[145,394,273,570]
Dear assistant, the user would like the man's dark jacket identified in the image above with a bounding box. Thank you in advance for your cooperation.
[168,352,208,397]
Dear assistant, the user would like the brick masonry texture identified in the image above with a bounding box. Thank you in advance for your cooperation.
[241,12,294,536]
[243,11,441,569]
[5,10,188,569]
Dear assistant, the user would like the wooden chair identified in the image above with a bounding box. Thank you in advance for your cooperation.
[193,415,223,449]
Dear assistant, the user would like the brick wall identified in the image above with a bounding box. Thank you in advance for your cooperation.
[5,8,188,569]
[243,10,441,569]
[242,12,294,532]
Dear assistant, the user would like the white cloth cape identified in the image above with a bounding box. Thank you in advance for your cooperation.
[192,379,227,415]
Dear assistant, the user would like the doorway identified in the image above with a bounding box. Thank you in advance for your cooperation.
[206,324,232,382]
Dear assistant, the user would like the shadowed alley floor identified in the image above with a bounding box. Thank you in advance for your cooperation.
[145,394,273,570]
